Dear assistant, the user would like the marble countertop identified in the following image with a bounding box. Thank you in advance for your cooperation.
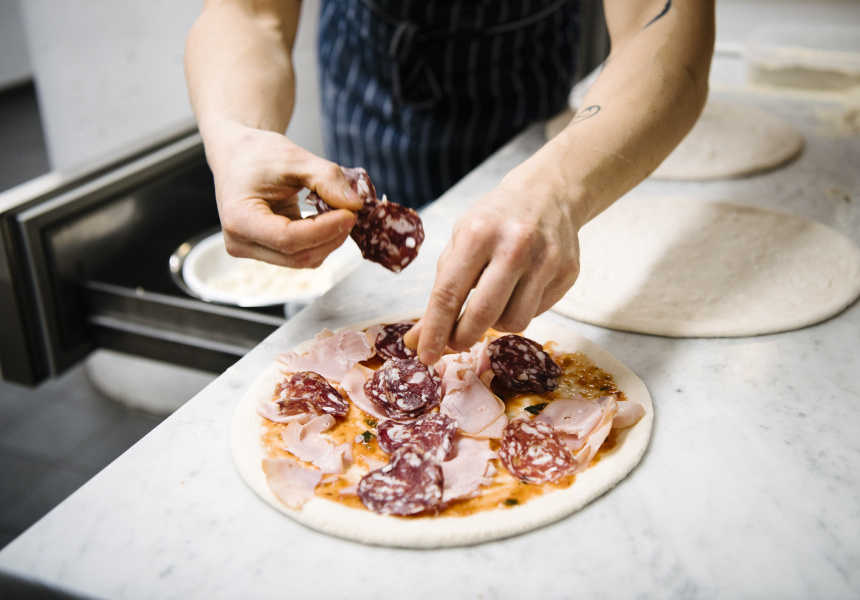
[1,56,859,599]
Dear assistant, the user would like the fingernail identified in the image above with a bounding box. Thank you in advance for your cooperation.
[419,347,439,365]
[403,323,421,349]
[343,185,362,207]
[340,213,356,232]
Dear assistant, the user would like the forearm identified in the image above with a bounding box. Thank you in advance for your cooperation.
[184,0,300,164]
[508,0,714,228]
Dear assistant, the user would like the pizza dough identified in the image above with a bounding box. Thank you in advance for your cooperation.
[552,198,860,338]
[650,101,804,180]
[231,313,653,548]
[545,101,804,180]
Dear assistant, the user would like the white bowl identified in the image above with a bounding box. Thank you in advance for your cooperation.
[180,231,361,309]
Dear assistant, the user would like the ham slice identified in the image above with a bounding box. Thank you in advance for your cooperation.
[613,401,645,429]
[534,396,605,440]
[257,403,314,425]
[527,394,616,471]
[535,394,643,445]
[262,457,323,509]
[338,364,387,420]
[568,396,618,473]
[277,329,374,383]
[441,436,498,502]
[281,415,353,474]
[435,337,494,395]
[440,369,507,439]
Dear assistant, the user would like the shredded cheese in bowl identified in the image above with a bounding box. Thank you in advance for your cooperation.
[182,232,361,309]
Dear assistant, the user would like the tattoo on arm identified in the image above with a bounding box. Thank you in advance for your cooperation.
[572,105,600,124]
[644,0,671,28]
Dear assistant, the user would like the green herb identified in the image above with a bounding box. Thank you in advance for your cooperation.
[361,430,374,444]
[364,419,378,429]
[524,403,548,415]
[504,498,519,506]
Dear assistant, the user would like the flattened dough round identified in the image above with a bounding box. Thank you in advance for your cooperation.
[552,198,860,337]
[650,101,804,180]
[231,313,653,548]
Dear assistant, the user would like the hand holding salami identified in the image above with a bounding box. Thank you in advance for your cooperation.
[206,125,364,269]
[307,167,425,273]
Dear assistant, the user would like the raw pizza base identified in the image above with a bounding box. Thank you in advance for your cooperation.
[649,100,804,180]
[553,198,860,338]
[545,101,804,180]
[231,312,653,548]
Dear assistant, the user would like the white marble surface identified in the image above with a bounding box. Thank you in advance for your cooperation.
[1,57,860,600]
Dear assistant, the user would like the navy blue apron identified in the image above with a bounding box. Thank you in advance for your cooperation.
[318,0,581,209]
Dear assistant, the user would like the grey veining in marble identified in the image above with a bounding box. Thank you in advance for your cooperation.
[1,55,859,600]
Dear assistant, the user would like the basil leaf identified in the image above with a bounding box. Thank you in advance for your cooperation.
[524,403,548,415]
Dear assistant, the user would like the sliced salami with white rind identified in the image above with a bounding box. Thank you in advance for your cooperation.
[376,412,457,461]
[273,371,350,420]
[487,334,562,393]
[374,322,417,360]
[306,166,424,272]
[356,445,444,515]
[361,202,424,273]
[364,358,442,420]
[498,419,574,484]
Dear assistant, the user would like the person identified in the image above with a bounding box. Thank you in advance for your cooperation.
[184,0,715,364]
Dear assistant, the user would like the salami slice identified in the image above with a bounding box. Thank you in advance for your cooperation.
[374,322,417,360]
[273,371,349,419]
[306,166,424,272]
[364,358,442,420]
[376,412,458,461]
[361,202,425,273]
[487,334,562,393]
[357,445,444,515]
[498,419,573,484]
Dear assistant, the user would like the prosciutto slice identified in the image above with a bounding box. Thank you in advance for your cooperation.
[281,415,353,474]
[262,458,323,509]
[277,329,374,383]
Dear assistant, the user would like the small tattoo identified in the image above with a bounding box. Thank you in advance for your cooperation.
[572,105,600,124]
[644,0,671,28]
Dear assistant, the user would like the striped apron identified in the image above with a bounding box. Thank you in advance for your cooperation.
[318,0,581,210]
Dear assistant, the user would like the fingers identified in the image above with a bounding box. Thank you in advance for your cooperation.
[310,163,364,212]
[213,130,365,268]
[276,152,363,212]
[409,194,581,364]
[224,207,356,268]
[449,260,521,349]
[228,221,353,269]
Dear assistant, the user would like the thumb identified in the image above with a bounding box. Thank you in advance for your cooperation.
[310,163,364,211]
